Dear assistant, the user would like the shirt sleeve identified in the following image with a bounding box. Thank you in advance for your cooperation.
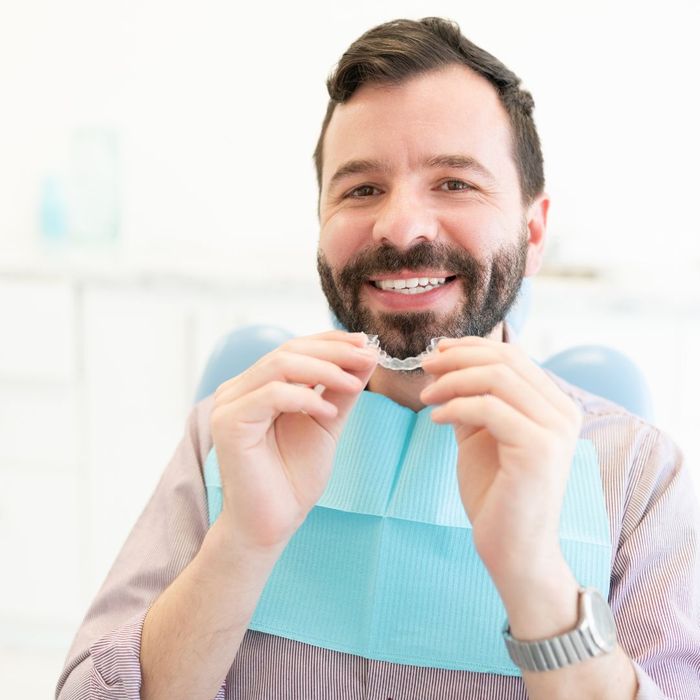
[610,426,700,700]
[55,395,226,700]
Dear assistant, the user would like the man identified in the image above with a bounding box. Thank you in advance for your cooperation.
[57,17,700,699]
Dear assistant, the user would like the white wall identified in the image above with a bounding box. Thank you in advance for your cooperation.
[1,0,699,274]
[1,1,699,696]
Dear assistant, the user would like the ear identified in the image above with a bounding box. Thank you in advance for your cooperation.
[524,192,549,277]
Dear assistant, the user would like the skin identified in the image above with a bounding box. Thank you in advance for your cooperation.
[139,63,639,699]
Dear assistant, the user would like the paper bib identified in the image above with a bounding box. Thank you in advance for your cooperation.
[204,390,611,675]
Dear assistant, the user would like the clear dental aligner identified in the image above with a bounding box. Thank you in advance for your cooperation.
[365,334,447,371]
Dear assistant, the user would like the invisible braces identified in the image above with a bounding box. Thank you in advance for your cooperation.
[303,335,448,408]
[365,334,447,371]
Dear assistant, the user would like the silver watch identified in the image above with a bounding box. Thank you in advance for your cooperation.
[503,587,617,672]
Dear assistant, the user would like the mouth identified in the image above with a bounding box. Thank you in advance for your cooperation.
[367,273,458,295]
[363,272,460,310]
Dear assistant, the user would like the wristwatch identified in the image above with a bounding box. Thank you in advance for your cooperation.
[503,587,617,671]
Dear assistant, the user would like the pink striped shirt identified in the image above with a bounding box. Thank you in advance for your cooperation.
[56,333,700,699]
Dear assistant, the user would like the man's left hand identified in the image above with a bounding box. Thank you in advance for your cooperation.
[420,335,582,598]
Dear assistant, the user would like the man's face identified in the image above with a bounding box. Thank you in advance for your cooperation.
[316,64,546,362]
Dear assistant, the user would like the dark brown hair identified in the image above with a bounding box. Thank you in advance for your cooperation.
[313,17,544,205]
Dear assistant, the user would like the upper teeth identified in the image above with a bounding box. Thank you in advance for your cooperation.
[374,277,447,290]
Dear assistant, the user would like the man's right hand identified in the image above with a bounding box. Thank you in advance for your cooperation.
[210,330,378,555]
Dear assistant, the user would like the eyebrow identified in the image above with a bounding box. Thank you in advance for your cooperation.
[328,153,497,190]
[328,159,389,189]
[425,154,496,182]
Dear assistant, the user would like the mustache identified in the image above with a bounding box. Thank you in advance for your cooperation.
[338,241,481,289]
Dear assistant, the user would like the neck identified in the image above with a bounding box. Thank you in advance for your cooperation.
[367,322,506,412]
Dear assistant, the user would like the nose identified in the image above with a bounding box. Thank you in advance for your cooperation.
[371,186,439,248]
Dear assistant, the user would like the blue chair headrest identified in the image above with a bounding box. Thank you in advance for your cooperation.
[193,324,294,403]
[542,345,654,422]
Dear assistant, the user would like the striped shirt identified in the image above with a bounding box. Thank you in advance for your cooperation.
[56,329,700,699]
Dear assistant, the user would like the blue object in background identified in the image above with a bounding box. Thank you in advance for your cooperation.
[195,275,654,422]
[38,127,122,251]
[39,176,69,244]
[194,324,294,402]
[195,322,654,422]
[505,277,532,336]
[542,345,654,422]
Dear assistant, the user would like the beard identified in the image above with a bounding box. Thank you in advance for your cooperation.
[316,225,529,372]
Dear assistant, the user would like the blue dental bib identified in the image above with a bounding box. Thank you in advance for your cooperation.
[204,390,611,676]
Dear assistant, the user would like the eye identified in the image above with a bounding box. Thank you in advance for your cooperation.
[347,184,380,198]
[439,179,475,192]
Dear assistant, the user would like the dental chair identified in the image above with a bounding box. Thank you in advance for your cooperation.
[194,278,654,421]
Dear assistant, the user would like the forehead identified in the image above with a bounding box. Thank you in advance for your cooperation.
[322,64,517,189]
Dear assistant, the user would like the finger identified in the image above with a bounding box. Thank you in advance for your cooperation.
[213,332,372,399]
[436,336,501,351]
[420,364,567,430]
[215,337,377,394]
[422,342,577,419]
[430,393,545,448]
[282,329,370,348]
[213,381,338,440]
[215,348,375,404]
[277,337,378,372]
[316,348,379,423]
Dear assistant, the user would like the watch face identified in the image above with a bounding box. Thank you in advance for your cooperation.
[584,588,617,652]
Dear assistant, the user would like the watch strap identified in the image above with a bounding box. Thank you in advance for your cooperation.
[503,587,616,672]
[503,622,603,671]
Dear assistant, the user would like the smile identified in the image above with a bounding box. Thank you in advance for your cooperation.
[371,276,457,294]
[364,275,459,310]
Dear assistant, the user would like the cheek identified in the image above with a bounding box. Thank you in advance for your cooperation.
[443,206,518,256]
[319,210,374,265]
